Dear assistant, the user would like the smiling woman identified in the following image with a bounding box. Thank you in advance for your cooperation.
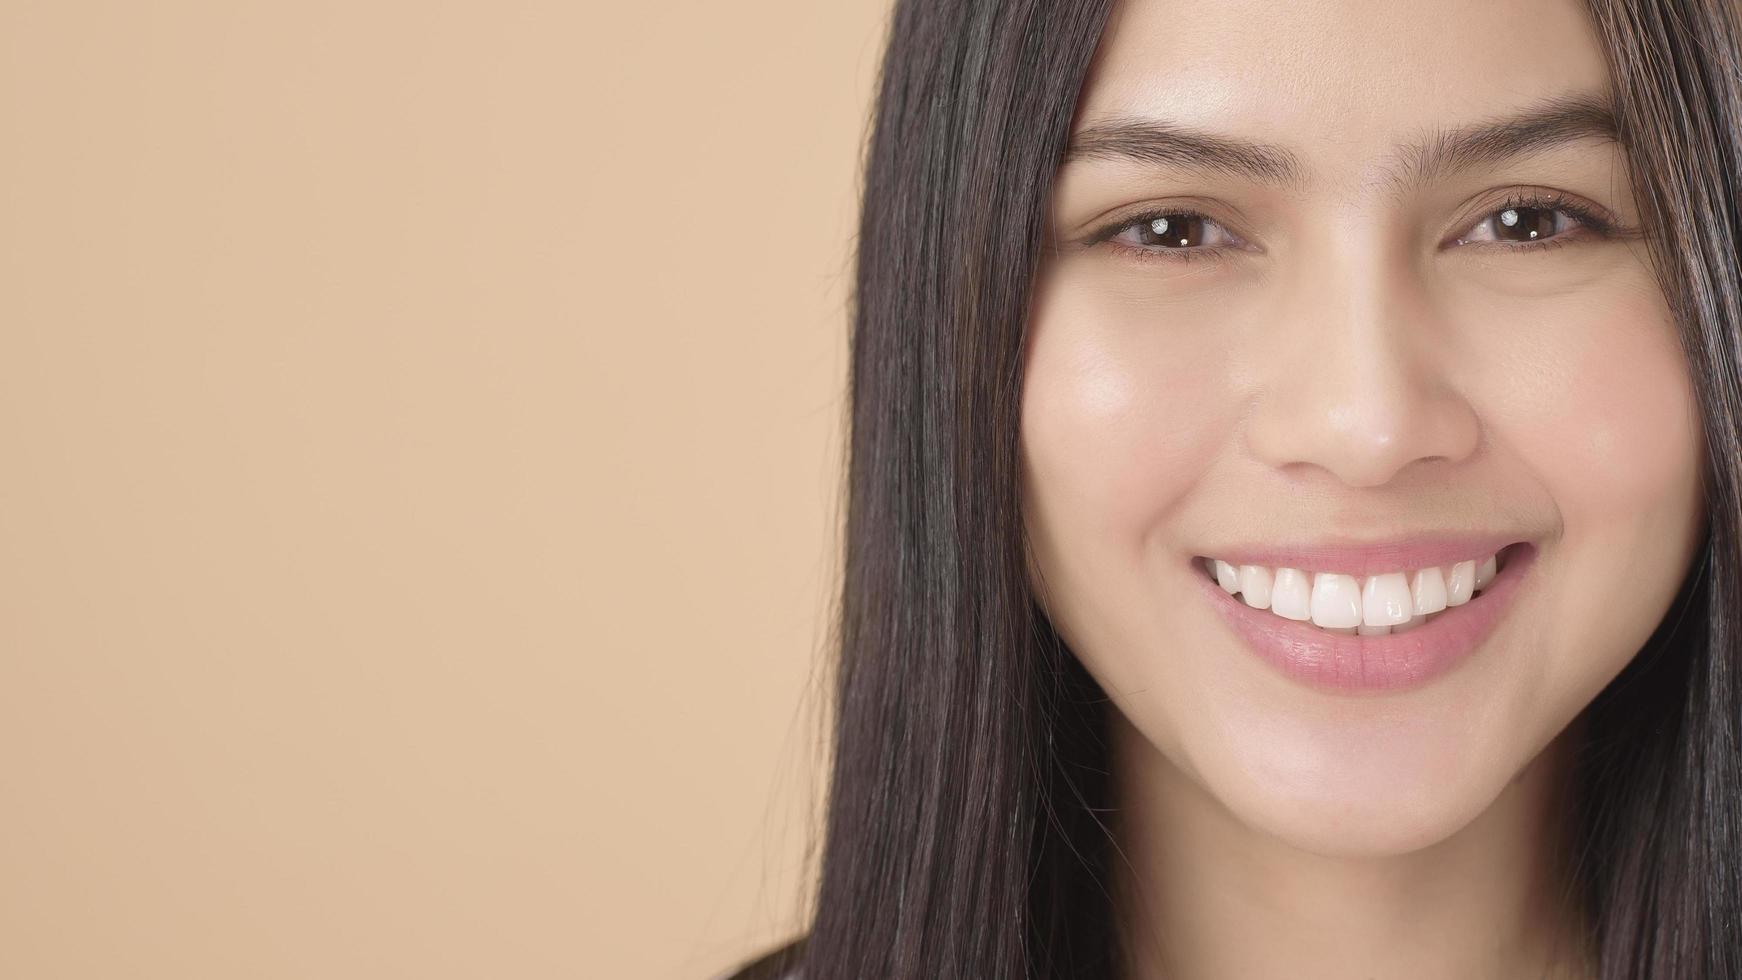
[722,0,1742,978]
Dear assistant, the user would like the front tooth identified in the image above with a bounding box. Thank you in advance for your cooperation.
[1310,572,1363,628]
[1238,565,1273,609]
[1361,572,1414,626]
[1215,559,1240,594]
[1270,567,1312,620]
[1410,567,1448,615]
[1474,553,1497,589]
[1357,622,1392,635]
[1444,560,1476,606]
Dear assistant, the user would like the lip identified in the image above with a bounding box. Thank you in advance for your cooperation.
[1200,531,1525,578]
[1196,541,1537,695]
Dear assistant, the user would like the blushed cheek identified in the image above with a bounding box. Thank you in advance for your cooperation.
[1497,285,1705,668]
[1020,271,1232,580]
[1521,295,1702,544]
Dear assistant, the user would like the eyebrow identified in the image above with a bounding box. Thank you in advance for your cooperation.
[1063,92,1621,194]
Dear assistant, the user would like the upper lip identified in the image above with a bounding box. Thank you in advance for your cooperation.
[1196,532,1530,578]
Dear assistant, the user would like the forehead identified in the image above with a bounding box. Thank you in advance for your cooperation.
[1076,0,1613,187]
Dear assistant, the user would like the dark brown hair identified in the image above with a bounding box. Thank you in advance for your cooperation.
[728,0,1742,975]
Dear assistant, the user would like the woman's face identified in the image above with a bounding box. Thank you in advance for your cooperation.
[1021,0,1707,856]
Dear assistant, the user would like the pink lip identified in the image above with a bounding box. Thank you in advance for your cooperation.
[1197,541,1536,695]
[1202,531,1524,578]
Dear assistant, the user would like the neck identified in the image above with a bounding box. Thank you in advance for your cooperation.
[1107,709,1594,980]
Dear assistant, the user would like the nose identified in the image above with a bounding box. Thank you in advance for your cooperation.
[1243,249,1481,488]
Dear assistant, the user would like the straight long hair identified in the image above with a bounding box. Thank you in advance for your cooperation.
[730,0,1742,976]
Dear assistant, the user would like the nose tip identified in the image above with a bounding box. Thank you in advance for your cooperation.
[1265,395,1477,487]
[1243,304,1481,488]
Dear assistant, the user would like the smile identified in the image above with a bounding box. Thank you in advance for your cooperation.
[1193,538,1537,695]
[1198,548,1505,634]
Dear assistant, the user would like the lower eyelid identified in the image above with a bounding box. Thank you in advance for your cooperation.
[1472,237,1575,256]
[1105,241,1240,265]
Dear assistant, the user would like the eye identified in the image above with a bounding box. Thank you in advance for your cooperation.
[1084,190,1624,267]
[1451,191,1617,251]
[1096,208,1248,264]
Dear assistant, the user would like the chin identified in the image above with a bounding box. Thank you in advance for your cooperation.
[1212,755,1509,858]
[1159,680,1567,859]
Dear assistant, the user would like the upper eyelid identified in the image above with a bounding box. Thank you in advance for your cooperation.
[1450,193,1614,242]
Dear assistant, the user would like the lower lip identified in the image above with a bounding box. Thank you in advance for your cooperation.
[1197,543,1536,695]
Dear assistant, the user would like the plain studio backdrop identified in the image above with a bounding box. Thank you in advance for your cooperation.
[0,2,883,977]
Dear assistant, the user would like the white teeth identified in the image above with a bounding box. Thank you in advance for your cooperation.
[1410,566,1448,615]
[1238,564,1273,609]
[1361,572,1414,626]
[1475,553,1497,589]
[1215,559,1240,594]
[1201,549,1507,634]
[1444,560,1476,606]
[1270,567,1312,620]
[1309,572,1363,628]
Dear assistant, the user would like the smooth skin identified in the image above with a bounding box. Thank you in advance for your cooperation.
[1019,0,1708,977]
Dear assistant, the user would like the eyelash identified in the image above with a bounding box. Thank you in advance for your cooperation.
[1090,190,1618,267]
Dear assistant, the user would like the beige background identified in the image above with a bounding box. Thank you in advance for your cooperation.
[0,2,887,976]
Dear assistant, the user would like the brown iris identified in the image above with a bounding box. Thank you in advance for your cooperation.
[1133,214,1209,249]
[1491,206,1557,243]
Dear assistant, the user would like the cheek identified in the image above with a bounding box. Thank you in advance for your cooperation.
[1018,272,1229,639]
[1508,291,1702,527]
[1490,281,1705,686]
